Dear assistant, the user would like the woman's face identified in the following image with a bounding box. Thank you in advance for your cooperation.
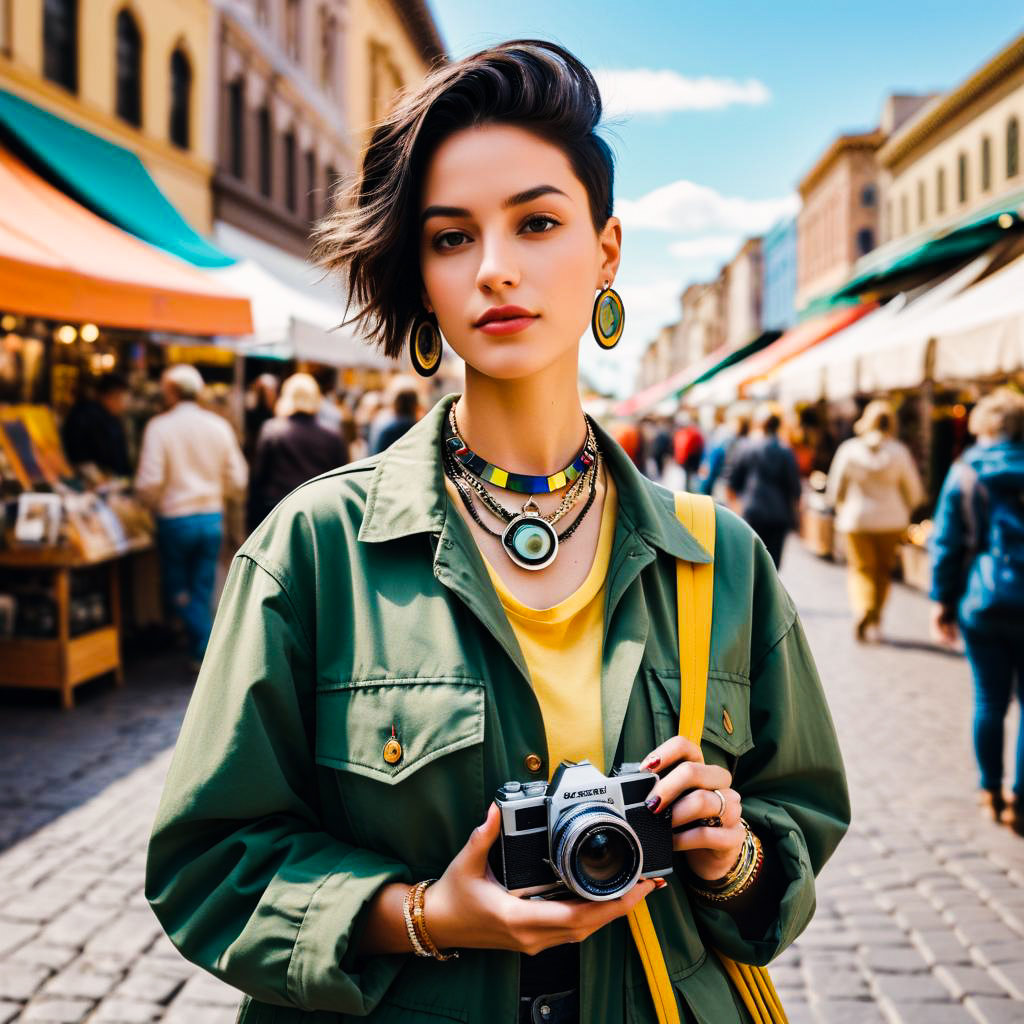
[419,123,621,381]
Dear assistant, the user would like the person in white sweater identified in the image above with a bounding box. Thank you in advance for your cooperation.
[135,365,248,665]
[826,400,925,641]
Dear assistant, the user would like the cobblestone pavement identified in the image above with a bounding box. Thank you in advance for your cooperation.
[0,541,1022,1023]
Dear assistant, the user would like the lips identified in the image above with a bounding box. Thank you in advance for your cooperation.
[474,305,537,327]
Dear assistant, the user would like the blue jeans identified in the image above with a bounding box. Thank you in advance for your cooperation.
[157,513,223,661]
[962,626,1024,797]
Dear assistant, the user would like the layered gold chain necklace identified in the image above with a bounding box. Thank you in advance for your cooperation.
[442,405,602,571]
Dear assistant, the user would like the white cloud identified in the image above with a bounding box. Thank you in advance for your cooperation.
[595,69,770,118]
[668,234,744,264]
[618,180,798,236]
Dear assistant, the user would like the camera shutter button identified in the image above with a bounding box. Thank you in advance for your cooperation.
[524,753,543,774]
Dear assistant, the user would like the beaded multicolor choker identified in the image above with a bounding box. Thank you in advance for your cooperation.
[444,404,596,494]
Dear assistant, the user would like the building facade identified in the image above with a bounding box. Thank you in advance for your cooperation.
[724,236,762,351]
[212,0,443,258]
[761,216,797,331]
[795,130,884,311]
[0,0,216,230]
[878,33,1024,248]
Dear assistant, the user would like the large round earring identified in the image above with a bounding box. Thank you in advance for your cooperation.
[592,282,624,349]
[409,311,442,377]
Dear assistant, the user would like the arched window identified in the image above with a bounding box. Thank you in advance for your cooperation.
[115,8,142,127]
[856,227,875,257]
[1008,117,1020,179]
[860,183,876,208]
[958,152,968,204]
[44,0,78,91]
[936,166,946,215]
[981,136,992,191]
[169,48,191,149]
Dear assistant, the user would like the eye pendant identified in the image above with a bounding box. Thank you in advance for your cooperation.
[502,498,559,571]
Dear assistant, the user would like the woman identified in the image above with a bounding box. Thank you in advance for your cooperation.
[146,42,848,1024]
[247,373,349,531]
[826,400,924,641]
[930,389,1024,832]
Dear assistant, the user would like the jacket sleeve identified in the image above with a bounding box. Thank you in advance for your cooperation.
[145,553,410,1014]
[692,545,851,966]
[929,463,969,608]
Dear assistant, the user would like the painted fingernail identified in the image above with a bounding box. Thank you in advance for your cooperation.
[653,878,668,889]
[645,794,661,813]
[643,755,661,770]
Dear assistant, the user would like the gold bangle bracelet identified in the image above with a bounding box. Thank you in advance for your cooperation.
[701,820,755,892]
[693,832,764,903]
[402,884,430,957]
[411,879,459,961]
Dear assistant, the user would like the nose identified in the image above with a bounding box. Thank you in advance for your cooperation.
[474,230,520,294]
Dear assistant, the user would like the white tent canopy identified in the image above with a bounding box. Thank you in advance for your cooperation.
[209,222,393,369]
[771,255,993,402]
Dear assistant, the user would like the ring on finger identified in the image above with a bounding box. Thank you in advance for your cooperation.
[695,816,723,828]
[712,788,727,819]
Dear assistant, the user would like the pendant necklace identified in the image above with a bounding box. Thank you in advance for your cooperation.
[442,409,601,571]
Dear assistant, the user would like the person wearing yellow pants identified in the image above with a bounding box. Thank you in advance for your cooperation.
[827,401,924,641]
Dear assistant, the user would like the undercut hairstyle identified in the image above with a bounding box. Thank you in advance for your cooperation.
[312,40,615,360]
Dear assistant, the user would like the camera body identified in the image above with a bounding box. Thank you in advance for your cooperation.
[488,760,674,901]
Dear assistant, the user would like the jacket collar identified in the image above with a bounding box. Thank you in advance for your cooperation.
[358,393,711,565]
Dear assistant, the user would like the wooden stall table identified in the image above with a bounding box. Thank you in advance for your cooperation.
[0,539,151,709]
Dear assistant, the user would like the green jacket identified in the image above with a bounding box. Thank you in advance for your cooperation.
[145,395,849,1024]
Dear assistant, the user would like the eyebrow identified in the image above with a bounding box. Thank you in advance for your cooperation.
[420,184,569,226]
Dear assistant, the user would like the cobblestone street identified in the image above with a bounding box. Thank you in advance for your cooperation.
[0,540,1022,1024]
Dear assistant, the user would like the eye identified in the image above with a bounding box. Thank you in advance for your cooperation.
[432,230,471,251]
[520,214,560,234]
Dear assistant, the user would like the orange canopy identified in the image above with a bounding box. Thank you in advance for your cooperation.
[0,147,251,335]
[737,303,876,395]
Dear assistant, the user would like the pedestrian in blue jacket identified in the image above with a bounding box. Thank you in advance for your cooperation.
[930,388,1024,834]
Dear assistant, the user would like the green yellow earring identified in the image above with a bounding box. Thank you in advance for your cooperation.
[410,311,442,377]
[591,282,624,349]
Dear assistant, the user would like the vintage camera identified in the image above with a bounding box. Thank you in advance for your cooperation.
[489,760,673,901]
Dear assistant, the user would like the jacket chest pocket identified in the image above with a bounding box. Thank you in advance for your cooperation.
[315,677,486,873]
[648,668,754,773]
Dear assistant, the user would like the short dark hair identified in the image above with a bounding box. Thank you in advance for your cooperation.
[96,372,128,396]
[313,40,615,360]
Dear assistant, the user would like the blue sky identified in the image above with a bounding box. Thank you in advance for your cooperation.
[426,1,1024,395]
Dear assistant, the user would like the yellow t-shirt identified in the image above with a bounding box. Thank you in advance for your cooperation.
[477,476,618,777]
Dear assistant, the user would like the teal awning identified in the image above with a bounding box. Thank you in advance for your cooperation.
[685,329,781,390]
[826,203,1022,304]
[0,88,234,268]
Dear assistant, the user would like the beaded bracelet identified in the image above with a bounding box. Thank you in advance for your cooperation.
[406,880,459,961]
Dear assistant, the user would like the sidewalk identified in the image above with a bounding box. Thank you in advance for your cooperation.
[0,539,1021,1023]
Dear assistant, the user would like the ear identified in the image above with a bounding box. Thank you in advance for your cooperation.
[596,216,622,288]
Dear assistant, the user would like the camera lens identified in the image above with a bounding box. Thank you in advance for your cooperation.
[552,806,642,901]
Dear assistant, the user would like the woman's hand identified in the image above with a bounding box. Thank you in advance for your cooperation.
[930,602,959,647]
[641,737,745,883]
[423,803,662,956]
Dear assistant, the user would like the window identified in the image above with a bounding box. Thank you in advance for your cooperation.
[860,183,877,208]
[856,227,874,257]
[285,0,301,61]
[318,5,337,90]
[43,0,78,92]
[917,179,926,225]
[305,150,316,220]
[115,8,142,127]
[257,105,272,198]
[1007,118,1019,179]
[981,136,992,191]
[283,129,296,212]
[169,48,191,149]
[325,162,338,213]
[936,166,946,215]
[228,79,245,179]
[958,152,968,203]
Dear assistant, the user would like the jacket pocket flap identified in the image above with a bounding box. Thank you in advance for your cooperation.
[649,668,753,758]
[315,678,485,784]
